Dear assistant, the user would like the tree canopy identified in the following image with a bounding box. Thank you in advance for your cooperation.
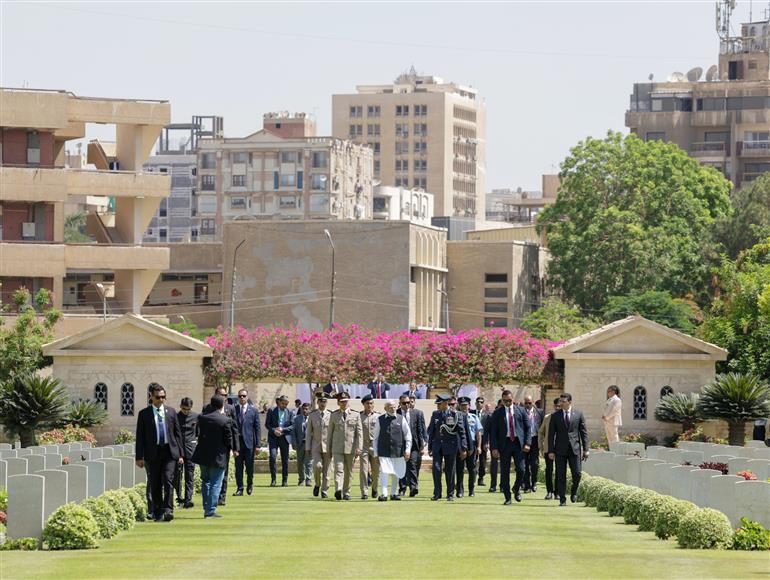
[712,174,770,260]
[521,297,601,342]
[602,290,700,334]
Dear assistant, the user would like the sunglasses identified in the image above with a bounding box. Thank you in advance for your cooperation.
[238,394,248,398]
[153,395,166,400]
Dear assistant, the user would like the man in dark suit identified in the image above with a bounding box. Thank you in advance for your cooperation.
[367,372,390,399]
[135,384,183,522]
[233,388,262,496]
[174,397,198,509]
[522,394,544,493]
[192,395,236,518]
[472,397,491,486]
[489,389,531,505]
[266,394,296,486]
[202,386,240,506]
[397,394,427,497]
[323,375,345,396]
[292,403,312,486]
[427,394,468,502]
[547,392,590,506]
[404,382,424,400]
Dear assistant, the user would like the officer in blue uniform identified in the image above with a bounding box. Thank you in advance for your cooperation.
[427,394,468,501]
[456,396,483,498]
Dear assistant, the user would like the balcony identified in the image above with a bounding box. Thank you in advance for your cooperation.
[67,169,170,198]
[0,166,67,202]
[0,242,66,278]
[738,141,770,158]
[690,142,729,158]
[65,244,169,270]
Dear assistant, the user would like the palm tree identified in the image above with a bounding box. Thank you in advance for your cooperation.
[0,374,69,447]
[654,392,703,432]
[698,373,770,446]
[65,399,108,428]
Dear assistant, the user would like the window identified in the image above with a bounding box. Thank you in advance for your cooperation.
[396,123,409,138]
[191,167,197,177]
[199,197,217,214]
[201,219,216,235]
[367,105,380,117]
[309,194,330,213]
[414,177,426,189]
[633,386,647,420]
[373,160,380,173]
[395,159,409,172]
[396,105,409,116]
[26,132,40,165]
[373,197,388,213]
[232,175,245,187]
[414,141,427,154]
[660,386,674,398]
[367,124,381,137]
[202,175,216,191]
[395,177,409,188]
[349,105,362,118]
[159,200,167,217]
[230,197,246,209]
[232,152,248,164]
[395,142,409,155]
[311,174,327,190]
[279,196,297,209]
[280,173,296,187]
[159,228,167,240]
[158,167,169,174]
[484,317,508,328]
[414,159,427,172]
[312,151,328,168]
[191,228,198,240]
[280,151,298,164]
[645,132,667,142]
[372,142,381,154]
[414,123,428,136]
[200,153,216,169]
[485,303,508,313]
[414,105,427,116]
[485,273,508,283]
[94,383,108,409]
[349,124,362,137]
[484,287,507,298]
[120,383,135,416]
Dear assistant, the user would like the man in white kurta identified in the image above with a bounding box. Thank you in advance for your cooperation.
[372,400,412,501]
[602,386,622,443]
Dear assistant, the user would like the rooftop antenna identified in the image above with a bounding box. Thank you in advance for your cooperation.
[706,64,719,81]
[716,0,736,41]
[648,73,654,81]
[687,66,704,81]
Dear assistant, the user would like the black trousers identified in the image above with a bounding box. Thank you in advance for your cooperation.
[400,448,422,492]
[235,444,255,490]
[218,450,231,501]
[490,456,499,488]
[544,455,556,493]
[146,444,176,518]
[499,439,525,501]
[269,438,290,481]
[555,451,582,500]
[173,458,195,503]
[478,447,487,480]
[456,450,477,495]
[431,451,457,498]
[524,436,540,489]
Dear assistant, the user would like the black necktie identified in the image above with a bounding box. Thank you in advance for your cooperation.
[565,411,571,429]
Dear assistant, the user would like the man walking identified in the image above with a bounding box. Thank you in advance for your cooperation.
[397,394,426,497]
[472,397,490,486]
[202,386,240,506]
[522,395,543,493]
[292,403,312,486]
[489,389,531,505]
[456,396,483,498]
[328,392,362,500]
[135,384,183,522]
[372,400,412,501]
[602,386,622,444]
[174,397,197,509]
[266,394,296,487]
[538,397,562,500]
[547,393,589,506]
[192,395,236,519]
[427,394,468,502]
[306,392,333,498]
[233,388,262,496]
[359,394,380,500]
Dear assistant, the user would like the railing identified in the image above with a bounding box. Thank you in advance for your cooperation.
[742,172,767,183]
[743,141,770,150]
[691,141,727,153]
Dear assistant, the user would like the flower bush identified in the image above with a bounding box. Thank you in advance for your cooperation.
[678,427,727,445]
[732,518,770,551]
[114,429,135,445]
[0,489,7,512]
[37,424,96,445]
[81,497,119,539]
[42,503,99,550]
[0,537,38,551]
[589,437,609,450]
[638,494,674,532]
[622,432,658,447]
[101,490,135,532]
[676,508,734,549]
[0,511,6,526]
[698,461,729,475]
[736,470,758,481]
[654,498,697,540]
[623,488,659,525]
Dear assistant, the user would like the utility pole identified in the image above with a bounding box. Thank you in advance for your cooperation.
[230,239,246,330]
[324,229,335,329]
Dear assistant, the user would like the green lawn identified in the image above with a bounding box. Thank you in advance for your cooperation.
[2,474,768,579]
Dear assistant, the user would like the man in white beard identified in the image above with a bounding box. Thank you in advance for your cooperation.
[372,400,412,501]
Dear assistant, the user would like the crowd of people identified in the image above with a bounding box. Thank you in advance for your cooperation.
[135,380,596,520]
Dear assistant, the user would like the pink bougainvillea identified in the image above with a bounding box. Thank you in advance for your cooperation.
[205,325,561,386]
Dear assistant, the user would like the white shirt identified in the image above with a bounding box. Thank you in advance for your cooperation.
[506,406,515,438]
[371,414,412,457]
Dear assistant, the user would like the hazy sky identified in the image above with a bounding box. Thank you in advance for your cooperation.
[2,1,762,190]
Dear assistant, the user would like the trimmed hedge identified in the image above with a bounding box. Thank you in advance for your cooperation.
[638,494,673,532]
[101,490,135,532]
[605,484,633,517]
[42,503,99,550]
[623,488,659,525]
[654,498,698,540]
[82,496,119,539]
[583,477,613,508]
[124,489,148,522]
[0,537,39,551]
[676,508,734,549]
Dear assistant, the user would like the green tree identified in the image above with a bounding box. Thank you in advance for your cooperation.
[0,288,61,382]
[654,392,702,432]
[521,297,601,342]
[699,239,770,380]
[537,132,732,311]
[698,373,770,446]
[64,399,109,428]
[602,290,700,334]
[0,374,70,447]
[64,212,93,243]
[712,174,770,259]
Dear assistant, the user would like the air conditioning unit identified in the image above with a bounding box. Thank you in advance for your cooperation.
[22,222,36,239]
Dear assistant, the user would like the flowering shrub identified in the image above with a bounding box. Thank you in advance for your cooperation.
[101,491,134,532]
[698,462,729,475]
[42,503,99,550]
[589,437,609,450]
[0,511,6,525]
[676,508,733,549]
[0,489,7,511]
[654,498,698,540]
[678,427,727,445]
[38,425,96,445]
[205,325,560,385]
[62,456,70,465]
[736,470,758,481]
[0,537,38,551]
[623,488,659,525]
[622,432,658,447]
[732,518,770,551]
[81,497,119,539]
[638,494,674,532]
[114,429,135,445]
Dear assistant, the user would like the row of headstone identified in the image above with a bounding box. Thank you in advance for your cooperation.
[3,443,144,541]
[608,441,647,457]
[585,450,770,528]
[675,440,770,461]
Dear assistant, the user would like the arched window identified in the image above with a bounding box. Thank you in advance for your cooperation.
[121,383,135,416]
[148,382,162,406]
[94,383,108,409]
[660,386,674,398]
[633,386,647,420]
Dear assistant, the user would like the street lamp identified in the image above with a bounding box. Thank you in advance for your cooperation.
[230,239,246,330]
[436,286,449,333]
[323,229,335,329]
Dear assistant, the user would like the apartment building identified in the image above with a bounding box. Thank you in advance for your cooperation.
[332,68,486,221]
[196,113,374,241]
[0,88,170,313]
[626,13,770,188]
[485,174,560,224]
[372,184,434,226]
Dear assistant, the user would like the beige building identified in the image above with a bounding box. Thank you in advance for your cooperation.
[332,69,486,221]
[626,15,770,187]
[196,113,374,241]
[223,220,447,332]
[485,174,560,224]
[0,88,170,313]
[43,314,212,444]
[446,240,548,331]
[552,316,728,441]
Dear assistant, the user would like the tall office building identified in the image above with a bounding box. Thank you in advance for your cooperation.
[332,68,486,221]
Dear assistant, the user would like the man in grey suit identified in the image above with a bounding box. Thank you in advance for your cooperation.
[547,392,589,507]
[522,395,544,493]
[397,393,427,497]
[292,403,312,486]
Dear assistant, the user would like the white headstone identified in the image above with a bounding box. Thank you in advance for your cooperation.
[16,448,32,457]
[645,446,664,459]
[37,469,68,521]
[99,458,121,490]
[5,457,27,476]
[83,448,103,461]
[0,449,17,459]
[57,444,71,454]
[78,441,93,448]
[751,447,770,461]
[745,459,770,481]
[26,454,45,473]
[69,442,82,452]
[584,451,614,478]
[44,454,63,470]
[123,443,135,455]
[734,480,770,528]
[690,469,722,508]
[710,454,737,465]
[669,466,698,501]
[0,459,6,490]
[101,447,115,459]
[0,443,11,451]
[639,459,664,489]
[42,445,59,454]
[7,474,44,541]
[728,457,753,476]
[118,456,135,488]
[708,474,743,527]
[680,450,704,465]
[27,446,45,454]
[746,440,766,449]
[624,442,646,457]
[623,457,642,487]
[653,463,675,495]
[82,461,105,497]
[611,455,630,484]
[60,464,88,503]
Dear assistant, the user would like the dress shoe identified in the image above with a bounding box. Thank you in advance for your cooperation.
[372,492,378,499]
[457,492,464,498]
[489,487,497,493]
[523,488,531,494]
[570,494,577,503]
[545,492,553,500]
[409,489,418,498]
[206,513,223,518]
[247,486,253,496]
[343,494,351,501]
[335,490,342,500]
[217,498,226,507]
[313,485,320,497]
[469,491,475,497]
[477,478,485,486]
[504,499,512,505]
[559,499,567,507]
[163,511,174,522]
[233,489,244,497]
[446,496,454,502]
[183,501,195,509]
[281,480,288,487]
[270,479,276,487]
[378,496,388,502]
[390,494,401,501]
[154,515,164,522]
[514,492,522,503]
[321,491,328,499]
[531,485,537,493]
[361,494,369,500]
[398,488,406,496]
[298,479,304,486]
[431,495,441,501]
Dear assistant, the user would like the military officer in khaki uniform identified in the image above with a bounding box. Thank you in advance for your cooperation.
[329,391,363,500]
[359,394,380,500]
[306,392,333,498]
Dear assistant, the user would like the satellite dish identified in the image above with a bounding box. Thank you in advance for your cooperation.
[686,67,703,82]
[667,71,686,82]
[706,64,718,81]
